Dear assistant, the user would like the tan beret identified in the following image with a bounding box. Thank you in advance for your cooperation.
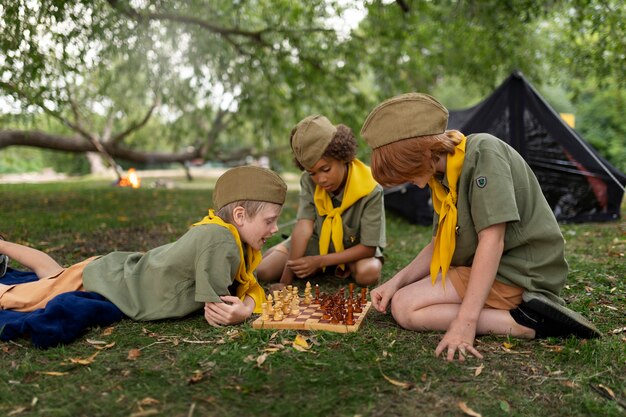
[213,166,287,210]
[291,115,337,170]
[360,93,449,149]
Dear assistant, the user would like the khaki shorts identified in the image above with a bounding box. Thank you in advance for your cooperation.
[448,266,523,310]
[0,257,97,312]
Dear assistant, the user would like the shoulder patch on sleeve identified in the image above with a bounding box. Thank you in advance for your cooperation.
[475,176,487,188]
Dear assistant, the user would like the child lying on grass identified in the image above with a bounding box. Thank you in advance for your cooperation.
[0,166,286,328]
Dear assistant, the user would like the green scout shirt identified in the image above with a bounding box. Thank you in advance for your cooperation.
[293,171,387,257]
[433,133,568,301]
[82,224,241,321]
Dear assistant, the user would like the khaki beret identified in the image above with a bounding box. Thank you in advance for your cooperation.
[291,115,337,170]
[213,166,287,210]
[360,93,449,149]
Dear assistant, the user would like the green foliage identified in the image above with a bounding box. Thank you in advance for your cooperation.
[573,86,626,173]
[0,0,625,175]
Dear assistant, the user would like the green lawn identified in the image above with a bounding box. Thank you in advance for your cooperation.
[1,178,624,417]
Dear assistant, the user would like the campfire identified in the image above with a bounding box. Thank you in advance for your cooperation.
[117,168,141,188]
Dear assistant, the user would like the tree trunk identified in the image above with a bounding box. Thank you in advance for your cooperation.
[85,152,115,176]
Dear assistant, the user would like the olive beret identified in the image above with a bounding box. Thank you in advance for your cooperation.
[291,115,337,170]
[360,93,448,148]
[213,166,287,210]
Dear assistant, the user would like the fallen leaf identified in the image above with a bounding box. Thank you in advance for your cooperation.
[562,380,579,388]
[256,353,269,367]
[263,347,283,353]
[36,371,68,376]
[102,327,115,336]
[86,339,107,345]
[473,363,484,377]
[8,407,27,416]
[94,342,116,350]
[598,384,616,399]
[69,351,100,365]
[502,342,514,349]
[292,334,310,351]
[379,365,414,389]
[458,401,482,417]
[499,400,510,413]
[226,329,240,339]
[187,370,207,384]
[611,326,626,334]
[584,286,593,292]
[127,349,141,360]
[138,397,160,406]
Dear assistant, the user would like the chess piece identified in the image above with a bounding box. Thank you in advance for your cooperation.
[345,304,355,325]
[303,281,312,304]
[290,296,300,315]
[273,301,284,321]
[360,287,367,306]
[267,294,275,315]
[314,284,320,303]
[261,302,270,321]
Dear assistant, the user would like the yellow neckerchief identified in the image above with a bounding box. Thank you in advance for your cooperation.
[313,159,377,271]
[193,210,266,314]
[428,135,466,288]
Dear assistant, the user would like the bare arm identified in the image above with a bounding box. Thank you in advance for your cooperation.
[287,243,376,279]
[370,238,435,312]
[204,295,255,326]
[279,219,314,285]
[435,222,506,361]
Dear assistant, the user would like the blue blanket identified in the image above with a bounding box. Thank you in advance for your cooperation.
[0,268,125,348]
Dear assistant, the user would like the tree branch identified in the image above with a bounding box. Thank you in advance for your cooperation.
[0,129,202,164]
[106,0,268,45]
[111,95,160,145]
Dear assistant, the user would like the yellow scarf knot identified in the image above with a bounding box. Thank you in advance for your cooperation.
[193,209,266,313]
[313,159,377,271]
[428,136,466,287]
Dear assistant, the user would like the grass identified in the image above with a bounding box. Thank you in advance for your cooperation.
[0,177,624,417]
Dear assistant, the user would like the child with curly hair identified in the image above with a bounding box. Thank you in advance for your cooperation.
[257,115,386,288]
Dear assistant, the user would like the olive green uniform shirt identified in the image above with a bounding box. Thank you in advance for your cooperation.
[82,224,241,320]
[434,133,568,302]
[288,171,386,257]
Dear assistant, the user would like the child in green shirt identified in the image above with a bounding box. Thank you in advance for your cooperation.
[360,93,600,362]
[257,115,386,288]
[0,166,286,326]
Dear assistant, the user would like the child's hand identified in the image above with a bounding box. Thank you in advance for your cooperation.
[434,318,483,362]
[203,297,253,327]
[286,256,322,278]
[370,281,396,313]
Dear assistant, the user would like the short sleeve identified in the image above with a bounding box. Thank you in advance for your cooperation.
[194,233,240,303]
[358,186,387,248]
[296,173,317,220]
[469,148,521,232]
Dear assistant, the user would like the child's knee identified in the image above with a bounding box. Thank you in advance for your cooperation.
[352,259,382,287]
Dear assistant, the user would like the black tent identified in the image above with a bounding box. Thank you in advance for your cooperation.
[384,71,626,224]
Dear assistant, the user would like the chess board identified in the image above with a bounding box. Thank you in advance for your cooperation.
[252,300,372,333]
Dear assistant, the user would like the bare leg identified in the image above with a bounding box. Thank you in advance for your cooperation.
[257,244,289,283]
[390,277,535,338]
[0,240,64,279]
[350,257,382,287]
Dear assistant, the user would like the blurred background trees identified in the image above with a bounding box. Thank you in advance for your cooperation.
[1,0,624,175]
